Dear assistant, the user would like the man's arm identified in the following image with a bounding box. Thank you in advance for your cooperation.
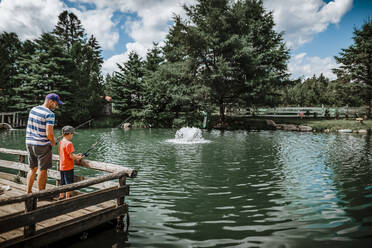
[46,125,56,146]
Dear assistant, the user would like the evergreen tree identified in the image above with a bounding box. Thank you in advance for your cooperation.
[0,32,21,111]
[53,11,104,124]
[110,51,145,116]
[13,33,75,121]
[144,43,164,73]
[333,19,372,117]
[53,10,85,52]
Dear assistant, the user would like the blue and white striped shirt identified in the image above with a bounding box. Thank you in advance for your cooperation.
[26,106,55,146]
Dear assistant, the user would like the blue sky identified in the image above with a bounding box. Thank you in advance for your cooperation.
[0,0,371,79]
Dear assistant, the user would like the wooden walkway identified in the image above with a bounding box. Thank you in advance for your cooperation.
[0,148,137,248]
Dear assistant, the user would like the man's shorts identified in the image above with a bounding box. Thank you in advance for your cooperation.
[60,170,74,185]
[27,144,52,170]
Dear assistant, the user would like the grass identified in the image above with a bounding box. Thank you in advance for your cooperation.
[299,119,372,132]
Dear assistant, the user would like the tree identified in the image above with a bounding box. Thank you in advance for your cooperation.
[12,33,75,120]
[0,32,21,111]
[110,51,145,116]
[170,0,289,122]
[53,10,85,52]
[333,19,372,118]
[53,11,104,125]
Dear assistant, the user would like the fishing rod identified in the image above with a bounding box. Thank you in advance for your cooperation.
[56,119,94,143]
[81,137,104,158]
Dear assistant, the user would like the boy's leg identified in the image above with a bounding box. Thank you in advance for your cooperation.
[59,171,66,199]
[65,170,74,198]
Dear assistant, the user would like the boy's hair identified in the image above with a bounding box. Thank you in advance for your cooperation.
[62,125,75,135]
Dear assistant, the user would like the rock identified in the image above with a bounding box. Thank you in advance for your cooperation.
[298,125,312,132]
[266,120,277,128]
[122,123,131,129]
[358,129,368,133]
[338,129,352,133]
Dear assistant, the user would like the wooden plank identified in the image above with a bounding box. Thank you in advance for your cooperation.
[24,197,37,236]
[0,186,129,234]
[0,160,61,180]
[76,159,137,178]
[1,204,128,248]
[0,148,137,177]
[0,170,129,206]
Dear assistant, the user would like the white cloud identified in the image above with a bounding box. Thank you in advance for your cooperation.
[288,53,338,79]
[0,0,65,40]
[264,0,353,49]
[98,0,195,75]
[74,8,119,50]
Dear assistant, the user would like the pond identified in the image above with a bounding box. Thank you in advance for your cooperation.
[0,128,371,247]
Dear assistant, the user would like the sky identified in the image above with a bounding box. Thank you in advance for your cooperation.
[0,0,371,80]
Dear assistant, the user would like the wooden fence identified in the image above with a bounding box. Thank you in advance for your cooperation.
[0,112,27,129]
[242,106,368,118]
[0,148,137,247]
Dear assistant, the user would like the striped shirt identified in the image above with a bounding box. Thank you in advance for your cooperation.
[26,106,55,146]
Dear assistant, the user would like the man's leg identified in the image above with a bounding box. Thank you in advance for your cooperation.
[26,167,38,193]
[37,169,48,191]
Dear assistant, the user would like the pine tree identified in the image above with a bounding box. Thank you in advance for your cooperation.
[110,51,145,116]
[333,19,372,118]
[53,10,85,52]
[0,32,22,111]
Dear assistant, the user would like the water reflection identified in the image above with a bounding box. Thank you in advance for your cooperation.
[0,129,371,247]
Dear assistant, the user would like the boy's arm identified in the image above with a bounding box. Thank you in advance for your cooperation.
[69,152,83,161]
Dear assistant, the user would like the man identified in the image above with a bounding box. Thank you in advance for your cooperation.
[26,93,64,193]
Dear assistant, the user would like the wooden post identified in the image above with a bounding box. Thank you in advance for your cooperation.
[56,161,60,186]
[1,113,4,123]
[24,197,37,237]
[13,112,16,127]
[116,176,126,231]
[18,155,27,178]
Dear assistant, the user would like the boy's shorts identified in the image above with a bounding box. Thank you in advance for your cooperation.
[60,169,74,185]
[27,144,52,170]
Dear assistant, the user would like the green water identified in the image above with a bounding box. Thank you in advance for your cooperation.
[1,128,372,248]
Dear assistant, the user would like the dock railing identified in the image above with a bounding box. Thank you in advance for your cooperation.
[0,148,137,248]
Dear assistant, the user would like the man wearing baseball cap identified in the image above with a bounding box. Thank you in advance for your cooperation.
[26,93,64,193]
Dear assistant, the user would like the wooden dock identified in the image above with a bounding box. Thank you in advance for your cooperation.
[0,148,137,248]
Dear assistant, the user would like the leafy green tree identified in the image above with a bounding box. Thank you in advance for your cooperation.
[333,19,372,117]
[0,32,21,111]
[168,0,289,121]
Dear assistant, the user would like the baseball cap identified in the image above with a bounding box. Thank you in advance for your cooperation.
[62,125,75,135]
[45,93,64,105]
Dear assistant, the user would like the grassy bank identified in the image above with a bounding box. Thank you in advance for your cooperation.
[292,119,371,132]
[209,115,372,132]
[88,115,372,133]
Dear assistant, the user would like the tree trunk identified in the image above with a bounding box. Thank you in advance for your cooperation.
[219,100,225,122]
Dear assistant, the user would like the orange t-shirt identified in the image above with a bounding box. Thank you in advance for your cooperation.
[59,139,75,171]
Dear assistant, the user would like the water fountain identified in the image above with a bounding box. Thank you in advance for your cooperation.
[166,127,210,144]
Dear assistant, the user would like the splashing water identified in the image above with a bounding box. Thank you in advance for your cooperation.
[166,127,210,144]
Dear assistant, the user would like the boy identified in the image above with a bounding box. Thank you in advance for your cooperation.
[58,125,82,199]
